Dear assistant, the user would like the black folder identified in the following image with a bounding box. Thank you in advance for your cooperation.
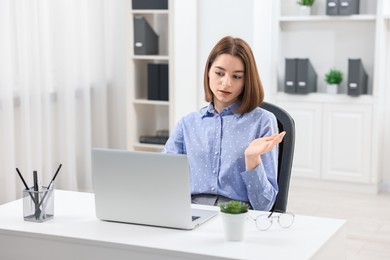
[296,59,317,94]
[326,0,339,15]
[347,59,368,96]
[339,0,359,15]
[147,64,169,101]
[284,58,317,94]
[134,16,159,55]
[132,0,168,10]
[148,64,160,100]
[284,59,297,93]
[159,64,169,101]
[327,0,360,15]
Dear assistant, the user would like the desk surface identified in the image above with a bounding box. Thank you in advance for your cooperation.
[0,190,346,260]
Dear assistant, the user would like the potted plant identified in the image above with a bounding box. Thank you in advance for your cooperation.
[297,0,315,15]
[325,68,343,94]
[219,200,249,241]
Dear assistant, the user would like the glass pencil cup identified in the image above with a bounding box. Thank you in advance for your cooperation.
[23,186,54,222]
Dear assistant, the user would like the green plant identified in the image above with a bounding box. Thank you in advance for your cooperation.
[325,69,343,84]
[220,200,249,214]
[297,0,315,6]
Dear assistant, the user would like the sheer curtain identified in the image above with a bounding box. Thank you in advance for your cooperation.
[0,0,128,204]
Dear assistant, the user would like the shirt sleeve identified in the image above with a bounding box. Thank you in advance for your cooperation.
[162,118,185,154]
[241,161,278,211]
[240,112,279,211]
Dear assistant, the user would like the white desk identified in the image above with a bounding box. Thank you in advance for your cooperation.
[0,190,346,260]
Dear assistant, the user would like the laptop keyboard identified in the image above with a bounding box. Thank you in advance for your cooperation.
[192,216,200,221]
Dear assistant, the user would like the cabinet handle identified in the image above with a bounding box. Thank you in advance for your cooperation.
[340,2,349,7]
[349,83,358,88]
[298,81,306,87]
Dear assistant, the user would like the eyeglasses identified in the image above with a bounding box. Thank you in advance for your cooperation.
[247,211,295,231]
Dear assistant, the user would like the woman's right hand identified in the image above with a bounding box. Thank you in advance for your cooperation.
[244,131,286,170]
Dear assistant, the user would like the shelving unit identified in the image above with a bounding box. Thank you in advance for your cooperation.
[271,0,388,192]
[127,0,172,152]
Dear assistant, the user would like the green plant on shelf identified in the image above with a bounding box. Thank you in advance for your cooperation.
[325,69,343,85]
[220,200,249,214]
[297,0,315,6]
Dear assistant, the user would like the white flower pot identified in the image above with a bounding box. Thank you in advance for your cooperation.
[327,84,338,94]
[220,212,247,242]
[298,5,312,16]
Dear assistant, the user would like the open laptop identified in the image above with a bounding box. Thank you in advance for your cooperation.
[91,148,218,230]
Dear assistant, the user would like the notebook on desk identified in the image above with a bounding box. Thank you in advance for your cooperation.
[91,148,218,230]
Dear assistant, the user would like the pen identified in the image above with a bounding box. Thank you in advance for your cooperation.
[47,164,62,189]
[16,168,35,201]
[33,171,40,219]
[33,171,39,192]
[37,164,62,210]
[16,168,30,191]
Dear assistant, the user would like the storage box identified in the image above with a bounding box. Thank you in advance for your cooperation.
[347,58,368,96]
[134,16,159,55]
[284,58,317,94]
[326,0,360,15]
[132,0,168,10]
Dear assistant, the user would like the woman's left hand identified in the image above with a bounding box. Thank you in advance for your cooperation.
[244,131,286,170]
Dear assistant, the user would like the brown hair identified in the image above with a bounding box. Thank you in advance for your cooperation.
[203,36,264,114]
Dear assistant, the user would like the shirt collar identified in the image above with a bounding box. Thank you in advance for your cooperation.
[200,101,242,118]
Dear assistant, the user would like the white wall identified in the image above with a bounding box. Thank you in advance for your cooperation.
[196,0,255,108]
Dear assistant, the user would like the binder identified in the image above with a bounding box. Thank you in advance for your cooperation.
[296,59,317,94]
[132,0,168,10]
[326,0,360,15]
[339,0,359,15]
[347,59,368,96]
[134,16,159,55]
[159,64,169,101]
[326,0,339,15]
[147,64,169,101]
[147,64,160,100]
[284,59,297,93]
[284,58,317,94]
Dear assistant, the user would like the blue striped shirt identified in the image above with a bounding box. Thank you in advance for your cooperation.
[162,102,279,211]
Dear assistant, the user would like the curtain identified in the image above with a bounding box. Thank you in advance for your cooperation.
[0,0,128,204]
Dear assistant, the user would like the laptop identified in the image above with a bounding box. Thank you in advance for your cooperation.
[91,148,218,230]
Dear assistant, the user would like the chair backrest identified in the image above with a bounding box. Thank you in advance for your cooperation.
[260,102,295,213]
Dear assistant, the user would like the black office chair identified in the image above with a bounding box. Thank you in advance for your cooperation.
[260,102,295,213]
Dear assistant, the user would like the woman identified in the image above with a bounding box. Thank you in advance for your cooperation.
[163,36,285,211]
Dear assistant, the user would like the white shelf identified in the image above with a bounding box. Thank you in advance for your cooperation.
[132,10,169,15]
[128,0,172,152]
[133,99,170,106]
[132,55,169,60]
[274,92,376,105]
[279,14,377,22]
[134,142,164,152]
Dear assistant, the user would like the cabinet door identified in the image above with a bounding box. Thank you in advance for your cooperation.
[276,101,322,179]
[322,104,372,182]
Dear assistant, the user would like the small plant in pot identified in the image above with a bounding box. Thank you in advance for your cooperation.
[325,68,343,94]
[297,0,315,6]
[297,0,315,15]
[220,200,249,241]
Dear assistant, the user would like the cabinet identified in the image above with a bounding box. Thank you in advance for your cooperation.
[271,0,389,192]
[127,1,172,152]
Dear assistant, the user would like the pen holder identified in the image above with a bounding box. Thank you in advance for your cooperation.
[23,186,54,222]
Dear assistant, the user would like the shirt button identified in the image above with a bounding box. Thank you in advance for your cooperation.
[247,184,251,189]
[211,187,215,191]
[213,170,216,174]
[214,151,218,155]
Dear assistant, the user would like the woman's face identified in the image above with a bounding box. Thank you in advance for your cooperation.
[208,54,245,113]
